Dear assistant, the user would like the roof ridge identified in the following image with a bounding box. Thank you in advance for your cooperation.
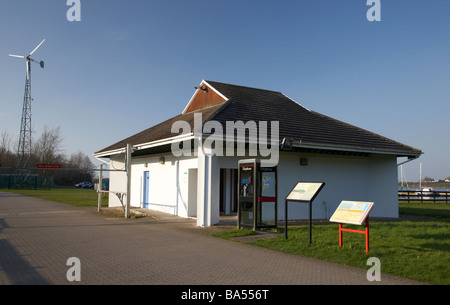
[205,80,282,94]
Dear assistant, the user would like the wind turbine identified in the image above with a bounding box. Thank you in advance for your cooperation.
[9,39,45,188]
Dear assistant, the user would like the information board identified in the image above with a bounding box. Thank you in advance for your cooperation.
[329,201,374,225]
[286,182,324,202]
[284,181,325,241]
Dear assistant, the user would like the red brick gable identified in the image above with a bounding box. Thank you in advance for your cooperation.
[183,81,227,113]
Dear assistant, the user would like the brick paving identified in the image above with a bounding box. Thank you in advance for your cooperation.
[0,192,425,285]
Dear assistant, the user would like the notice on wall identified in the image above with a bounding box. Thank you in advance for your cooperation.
[329,201,374,225]
[286,182,324,202]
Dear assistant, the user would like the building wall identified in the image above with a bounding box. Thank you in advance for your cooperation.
[127,154,198,217]
[108,150,399,225]
[108,156,127,207]
[277,152,398,220]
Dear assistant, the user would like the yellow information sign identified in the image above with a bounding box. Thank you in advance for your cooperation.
[329,201,374,225]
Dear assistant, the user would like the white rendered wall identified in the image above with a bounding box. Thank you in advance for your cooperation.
[128,154,198,217]
[108,157,127,207]
[108,150,399,225]
[278,152,399,220]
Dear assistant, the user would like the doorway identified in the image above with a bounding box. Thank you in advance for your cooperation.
[220,169,238,215]
[143,171,149,208]
[187,169,197,217]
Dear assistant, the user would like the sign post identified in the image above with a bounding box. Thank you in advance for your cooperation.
[329,201,374,253]
[284,182,325,242]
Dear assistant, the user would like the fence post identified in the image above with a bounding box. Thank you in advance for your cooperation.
[125,143,132,219]
[97,164,103,212]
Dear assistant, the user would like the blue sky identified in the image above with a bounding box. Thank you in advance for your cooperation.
[1,0,449,182]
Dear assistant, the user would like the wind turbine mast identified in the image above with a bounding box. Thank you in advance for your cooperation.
[9,39,45,188]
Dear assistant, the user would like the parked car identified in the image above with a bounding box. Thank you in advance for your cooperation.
[75,182,93,189]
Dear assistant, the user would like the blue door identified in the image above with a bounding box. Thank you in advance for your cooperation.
[143,171,149,208]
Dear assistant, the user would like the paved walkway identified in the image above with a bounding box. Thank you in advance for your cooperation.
[0,192,425,285]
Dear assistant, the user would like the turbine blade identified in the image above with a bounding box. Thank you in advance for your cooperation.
[29,39,45,56]
[9,54,25,58]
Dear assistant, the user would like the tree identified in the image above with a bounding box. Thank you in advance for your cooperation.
[0,128,95,186]
[53,151,94,186]
[423,176,434,182]
[33,125,64,165]
[0,131,16,174]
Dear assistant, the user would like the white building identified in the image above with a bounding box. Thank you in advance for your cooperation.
[94,80,422,227]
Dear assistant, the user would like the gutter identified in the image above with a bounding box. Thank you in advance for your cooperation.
[291,140,422,158]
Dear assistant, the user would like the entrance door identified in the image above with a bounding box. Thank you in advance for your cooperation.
[143,171,150,208]
[187,169,197,217]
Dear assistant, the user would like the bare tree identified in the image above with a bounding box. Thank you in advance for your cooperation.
[1,127,95,187]
[0,131,16,173]
[33,125,65,164]
[0,131,11,159]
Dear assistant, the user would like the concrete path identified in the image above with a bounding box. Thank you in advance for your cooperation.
[0,192,424,286]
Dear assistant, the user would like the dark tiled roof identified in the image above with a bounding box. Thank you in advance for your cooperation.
[205,81,420,155]
[95,104,223,156]
[95,80,421,157]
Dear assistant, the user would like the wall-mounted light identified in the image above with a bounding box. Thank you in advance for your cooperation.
[195,85,208,92]
[300,158,308,166]
[159,157,165,165]
[280,137,294,151]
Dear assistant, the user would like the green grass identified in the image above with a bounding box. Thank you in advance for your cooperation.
[3,188,108,207]
[214,202,450,285]
[399,201,450,219]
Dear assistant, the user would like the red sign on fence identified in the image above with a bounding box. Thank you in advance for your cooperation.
[37,164,61,169]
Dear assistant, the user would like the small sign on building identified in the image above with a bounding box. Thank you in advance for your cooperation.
[37,164,61,169]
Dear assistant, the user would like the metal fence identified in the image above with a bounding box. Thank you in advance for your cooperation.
[0,174,52,190]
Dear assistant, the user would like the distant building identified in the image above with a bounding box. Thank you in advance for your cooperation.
[95,80,422,227]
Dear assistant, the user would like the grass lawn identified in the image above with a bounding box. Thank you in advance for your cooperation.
[214,201,450,285]
[2,188,108,208]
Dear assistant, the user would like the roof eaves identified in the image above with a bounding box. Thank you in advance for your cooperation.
[293,140,422,157]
